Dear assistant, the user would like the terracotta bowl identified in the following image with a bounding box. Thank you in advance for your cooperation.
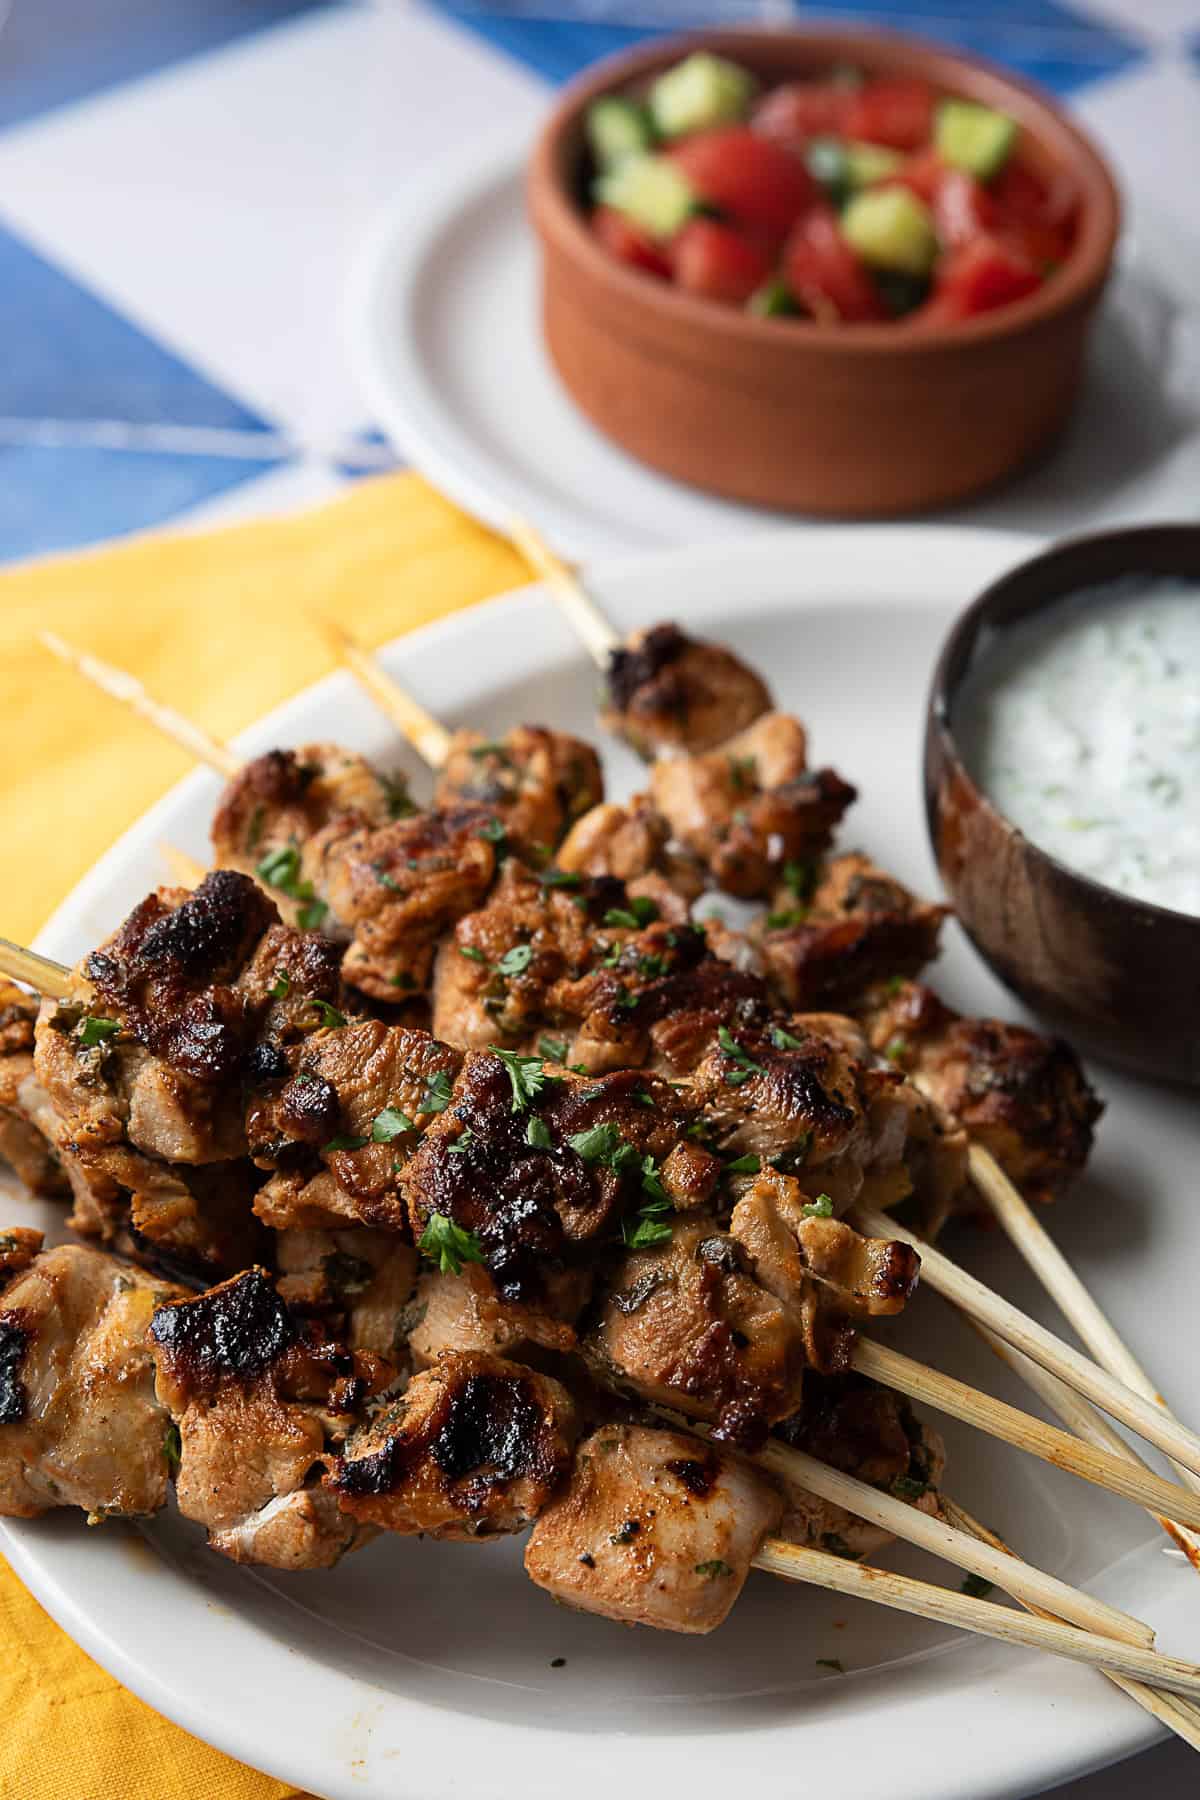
[528,28,1121,516]
[924,524,1200,1086]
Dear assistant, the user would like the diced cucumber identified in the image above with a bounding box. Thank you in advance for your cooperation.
[594,154,695,239]
[649,52,755,139]
[586,96,655,170]
[747,277,798,318]
[935,99,1017,179]
[841,187,938,276]
[844,140,903,188]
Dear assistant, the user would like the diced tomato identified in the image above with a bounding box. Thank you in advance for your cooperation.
[591,206,673,279]
[671,218,774,305]
[782,205,886,323]
[843,77,936,151]
[933,168,1000,247]
[668,127,817,244]
[990,157,1078,265]
[911,233,1042,323]
[751,80,854,150]
[887,146,945,203]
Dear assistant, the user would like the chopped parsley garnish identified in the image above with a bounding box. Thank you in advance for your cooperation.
[308,999,347,1030]
[373,861,402,892]
[479,818,508,853]
[269,970,290,1000]
[163,1423,182,1474]
[801,1193,834,1219]
[717,1025,764,1088]
[78,1016,120,1048]
[884,1035,909,1064]
[380,770,416,819]
[769,1024,806,1051]
[884,974,906,997]
[297,899,328,930]
[765,908,807,930]
[526,1116,552,1150]
[541,868,581,891]
[725,1152,761,1175]
[635,1088,655,1108]
[694,1560,733,1579]
[728,753,757,792]
[371,1107,414,1143]
[890,1473,927,1500]
[447,1128,476,1155]
[490,1046,554,1112]
[567,1122,628,1165]
[961,1574,994,1600]
[602,896,658,930]
[390,969,416,991]
[420,1069,454,1115]
[418,1212,485,1276]
[458,944,487,964]
[537,1034,568,1064]
[496,944,533,978]
[815,1658,845,1674]
[324,1133,369,1154]
[782,859,817,903]
[257,844,327,929]
[469,739,509,761]
[637,953,668,979]
[245,804,265,852]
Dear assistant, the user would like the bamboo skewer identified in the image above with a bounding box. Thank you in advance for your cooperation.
[39,632,242,779]
[967,1142,1200,1499]
[0,939,71,1001]
[505,516,619,668]
[941,1498,1200,1750]
[160,845,207,889]
[851,1203,1200,1486]
[851,1338,1200,1530]
[318,619,452,770]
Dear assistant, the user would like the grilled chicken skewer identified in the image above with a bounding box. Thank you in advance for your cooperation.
[11,1225,1200,1714]
[7,885,1200,1521]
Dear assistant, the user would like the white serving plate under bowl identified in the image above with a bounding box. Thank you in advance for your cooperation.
[4,526,1199,1800]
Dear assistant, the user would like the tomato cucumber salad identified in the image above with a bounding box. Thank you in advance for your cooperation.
[584,52,1079,324]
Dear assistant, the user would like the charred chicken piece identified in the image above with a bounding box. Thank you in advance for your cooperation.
[774,1372,946,1560]
[434,725,603,864]
[0,1234,184,1519]
[857,981,1103,1205]
[329,1349,578,1539]
[0,982,66,1195]
[755,854,948,1013]
[274,1227,418,1358]
[247,1019,460,1233]
[650,713,857,899]
[602,623,772,760]
[301,805,499,1001]
[212,743,411,913]
[151,1266,391,1569]
[730,1172,920,1322]
[525,1423,783,1633]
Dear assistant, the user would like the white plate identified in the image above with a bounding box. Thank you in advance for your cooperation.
[5,526,1200,1800]
[347,131,1200,559]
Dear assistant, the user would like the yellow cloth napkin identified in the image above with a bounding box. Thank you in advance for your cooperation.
[0,471,527,1799]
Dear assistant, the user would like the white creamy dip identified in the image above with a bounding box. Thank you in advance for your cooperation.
[956,576,1200,916]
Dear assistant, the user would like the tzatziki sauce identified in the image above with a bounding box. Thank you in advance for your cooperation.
[956,576,1200,916]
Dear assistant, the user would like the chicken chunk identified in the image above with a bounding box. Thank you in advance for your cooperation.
[857,982,1102,1204]
[587,1215,810,1448]
[329,1350,577,1539]
[274,1228,418,1358]
[0,1237,183,1519]
[212,743,410,912]
[0,983,66,1195]
[302,805,499,1000]
[247,1019,461,1232]
[650,713,856,898]
[407,1262,592,1366]
[755,854,947,1012]
[602,623,772,759]
[434,725,603,863]
[526,1424,782,1632]
[556,797,706,904]
[730,1173,920,1320]
[151,1267,390,1568]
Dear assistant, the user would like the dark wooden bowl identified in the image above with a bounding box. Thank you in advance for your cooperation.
[925,524,1200,1085]
[528,27,1121,517]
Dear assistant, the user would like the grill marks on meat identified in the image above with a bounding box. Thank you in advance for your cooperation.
[303,805,498,1001]
[0,982,66,1195]
[249,1021,460,1232]
[858,981,1103,1205]
[435,726,603,862]
[330,1350,577,1538]
[403,1057,699,1306]
[603,624,772,760]
[526,1423,782,1633]
[211,744,406,892]
[649,713,857,899]
[0,1240,183,1519]
[755,854,947,1012]
[151,1268,390,1569]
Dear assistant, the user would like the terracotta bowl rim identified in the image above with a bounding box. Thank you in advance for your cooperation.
[530,24,1122,356]
[927,520,1200,933]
